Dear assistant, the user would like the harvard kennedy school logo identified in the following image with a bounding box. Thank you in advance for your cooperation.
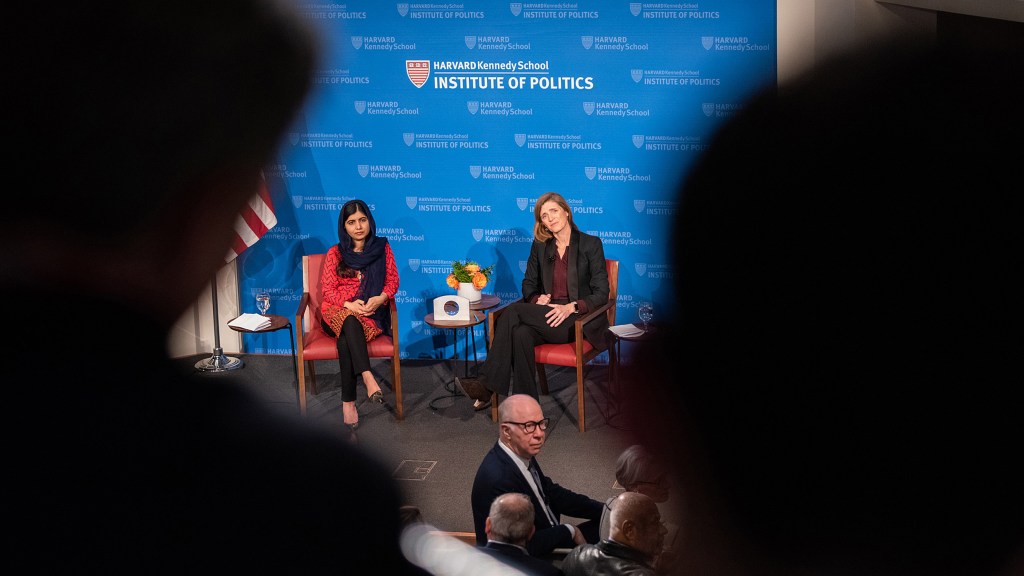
[407,60,430,88]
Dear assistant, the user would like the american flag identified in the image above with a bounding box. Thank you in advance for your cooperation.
[225,173,278,262]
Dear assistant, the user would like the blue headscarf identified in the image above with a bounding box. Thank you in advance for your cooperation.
[337,199,391,333]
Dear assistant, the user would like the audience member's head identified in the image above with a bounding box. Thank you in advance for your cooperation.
[498,394,548,459]
[5,0,320,327]
[486,492,537,547]
[636,36,1024,576]
[608,492,666,560]
[615,445,671,503]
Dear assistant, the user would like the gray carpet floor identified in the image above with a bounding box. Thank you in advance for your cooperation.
[179,352,642,534]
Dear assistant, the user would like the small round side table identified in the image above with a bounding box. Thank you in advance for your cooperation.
[227,314,300,409]
[424,309,487,410]
[607,323,656,430]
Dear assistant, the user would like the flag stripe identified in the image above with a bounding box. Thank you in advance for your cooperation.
[225,174,278,262]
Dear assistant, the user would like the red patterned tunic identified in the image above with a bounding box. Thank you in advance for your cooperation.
[319,243,400,341]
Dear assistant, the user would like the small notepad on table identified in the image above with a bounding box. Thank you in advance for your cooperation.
[228,313,272,331]
[609,324,644,338]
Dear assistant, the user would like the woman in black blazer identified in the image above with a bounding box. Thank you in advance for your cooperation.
[459,192,610,408]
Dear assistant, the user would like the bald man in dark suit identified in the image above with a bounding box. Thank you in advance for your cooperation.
[471,394,603,557]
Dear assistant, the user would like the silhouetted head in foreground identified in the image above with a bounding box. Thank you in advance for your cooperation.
[637,37,1024,576]
[4,0,320,327]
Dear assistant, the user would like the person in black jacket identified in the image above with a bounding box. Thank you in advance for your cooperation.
[471,394,604,557]
[480,492,565,576]
[3,2,427,574]
[561,492,666,576]
[459,191,610,409]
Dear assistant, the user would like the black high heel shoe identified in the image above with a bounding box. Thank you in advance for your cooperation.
[456,376,490,402]
[344,426,359,445]
[343,402,359,430]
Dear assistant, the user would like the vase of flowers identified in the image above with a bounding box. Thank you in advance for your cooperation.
[446,260,493,303]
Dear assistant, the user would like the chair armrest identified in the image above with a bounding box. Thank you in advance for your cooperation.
[574,299,613,326]
[571,299,614,356]
[295,292,312,332]
[388,297,399,348]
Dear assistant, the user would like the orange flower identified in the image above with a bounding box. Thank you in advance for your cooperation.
[445,273,459,289]
[471,271,488,289]
[464,263,480,273]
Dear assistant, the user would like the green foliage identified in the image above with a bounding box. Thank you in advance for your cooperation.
[451,260,494,283]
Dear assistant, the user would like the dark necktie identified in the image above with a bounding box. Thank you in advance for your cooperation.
[529,459,557,526]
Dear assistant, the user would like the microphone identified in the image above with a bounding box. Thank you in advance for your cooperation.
[547,255,555,262]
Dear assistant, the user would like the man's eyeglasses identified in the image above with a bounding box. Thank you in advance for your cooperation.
[503,418,550,434]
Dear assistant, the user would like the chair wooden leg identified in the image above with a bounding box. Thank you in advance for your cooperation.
[392,359,404,421]
[576,362,586,432]
[295,322,307,417]
[308,362,319,396]
[537,365,550,396]
[297,359,308,417]
[491,392,499,422]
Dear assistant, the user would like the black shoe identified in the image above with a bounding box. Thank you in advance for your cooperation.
[343,403,359,430]
[473,399,492,411]
[369,390,384,404]
[456,376,490,402]
[345,428,359,445]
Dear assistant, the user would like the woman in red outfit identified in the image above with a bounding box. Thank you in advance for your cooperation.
[320,199,399,430]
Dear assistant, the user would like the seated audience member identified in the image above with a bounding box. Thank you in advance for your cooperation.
[561,492,666,576]
[480,493,565,576]
[600,445,672,539]
[634,37,1024,576]
[472,394,604,557]
[5,2,427,574]
[600,445,678,573]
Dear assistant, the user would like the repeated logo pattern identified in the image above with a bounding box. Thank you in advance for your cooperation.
[240,2,776,358]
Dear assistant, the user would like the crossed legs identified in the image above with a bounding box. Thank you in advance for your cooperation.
[479,302,574,398]
[323,315,383,427]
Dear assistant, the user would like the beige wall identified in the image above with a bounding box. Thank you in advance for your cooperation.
[777,0,944,85]
[169,0,1005,358]
[776,0,1022,87]
[168,261,242,359]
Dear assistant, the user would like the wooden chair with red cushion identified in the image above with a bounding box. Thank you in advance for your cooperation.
[293,253,403,419]
[487,259,618,432]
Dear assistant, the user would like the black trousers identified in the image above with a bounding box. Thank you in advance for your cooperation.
[479,302,574,398]
[321,315,371,402]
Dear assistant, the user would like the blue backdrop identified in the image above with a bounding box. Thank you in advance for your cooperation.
[238,1,776,361]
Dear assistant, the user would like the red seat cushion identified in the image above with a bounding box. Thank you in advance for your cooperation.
[534,341,593,366]
[367,335,395,357]
[302,324,394,361]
